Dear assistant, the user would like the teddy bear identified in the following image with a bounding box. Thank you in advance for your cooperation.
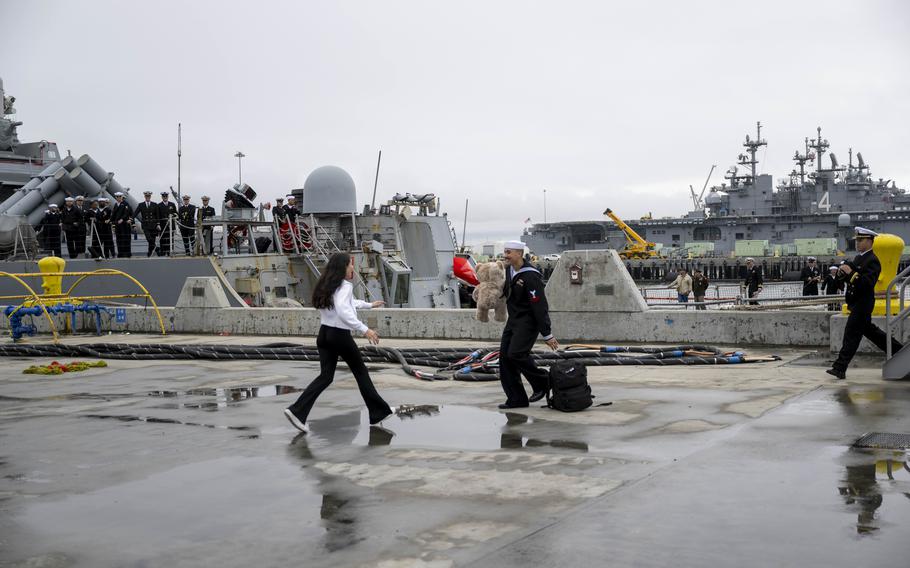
[472,260,507,323]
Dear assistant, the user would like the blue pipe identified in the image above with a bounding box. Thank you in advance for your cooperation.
[4,303,111,340]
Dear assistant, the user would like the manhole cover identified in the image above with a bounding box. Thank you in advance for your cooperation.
[853,432,910,450]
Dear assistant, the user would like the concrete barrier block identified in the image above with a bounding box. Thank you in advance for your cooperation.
[546,250,648,313]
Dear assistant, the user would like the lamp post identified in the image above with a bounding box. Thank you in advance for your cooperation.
[234,151,245,185]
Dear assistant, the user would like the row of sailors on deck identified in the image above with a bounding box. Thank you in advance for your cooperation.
[37,192,216,259]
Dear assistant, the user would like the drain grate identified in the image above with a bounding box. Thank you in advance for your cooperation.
[853,432,910,450]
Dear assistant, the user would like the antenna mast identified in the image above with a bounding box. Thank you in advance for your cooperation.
[177,123,182,200]
[370,150,382,212]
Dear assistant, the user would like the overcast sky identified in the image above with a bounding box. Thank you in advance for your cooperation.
[3,0,908,246]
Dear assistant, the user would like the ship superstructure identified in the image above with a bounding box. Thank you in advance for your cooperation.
[523,122,910,257]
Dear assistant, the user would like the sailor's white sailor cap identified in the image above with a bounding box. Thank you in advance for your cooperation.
[829,265,839,270]
[504,240,525,251]
[64,196,74,201]
[98,197,109,202]
[807,256,816,261]
[114,191,124,197]
[854,226,878,238]
[285,195,295,200]
[49,204,59,209]
[745,257,755,262]
[75,195,85,200]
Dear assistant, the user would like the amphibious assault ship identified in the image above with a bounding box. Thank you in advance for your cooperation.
[522,122,910,259]
[0,76,466,309]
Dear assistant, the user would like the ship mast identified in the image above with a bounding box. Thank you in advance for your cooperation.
[739,121,767,184]
[791,137,812,186]
[808,126,829,178]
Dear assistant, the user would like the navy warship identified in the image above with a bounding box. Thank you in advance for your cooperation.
[0,76,467,308]
[522,122,910,259]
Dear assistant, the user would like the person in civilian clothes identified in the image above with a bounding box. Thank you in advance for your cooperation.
[284,253,394,433]
[692,267,709,310]
[827,227,904,380]
[497,240,559,409]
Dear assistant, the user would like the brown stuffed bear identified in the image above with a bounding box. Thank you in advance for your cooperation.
[472,260,507,322]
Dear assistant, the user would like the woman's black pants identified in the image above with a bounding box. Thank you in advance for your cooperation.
[288,325,392,424]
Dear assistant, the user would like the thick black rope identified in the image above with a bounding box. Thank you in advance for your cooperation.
[0,343,779,382]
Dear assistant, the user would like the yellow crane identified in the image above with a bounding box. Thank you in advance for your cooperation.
[603,208,659,259]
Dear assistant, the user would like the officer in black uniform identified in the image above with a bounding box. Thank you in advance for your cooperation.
[827,227,904,380]
[134,190,160,257]
[199,195,216,255]
[743,257,763,305]
[60,196,83,258]
[498,240,559,409]
[157,191,178,256]
[40,204,62,257]
[800,256,821,296]
[178,194,197,255]
[111,191,133,257]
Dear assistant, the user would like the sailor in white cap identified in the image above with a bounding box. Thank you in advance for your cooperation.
[111,191,132,257]
[95,197,115,258]
[827,227,903,379]
[496,240,558,409]
[283,195,299,224]
[800,256,821,296]
[821,265,842,311]
[135,190,161,257]
[40,204,63,257]
[60,195,83,258]
[743,257,763,305]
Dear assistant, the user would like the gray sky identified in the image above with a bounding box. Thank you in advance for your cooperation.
[3,0,909,246]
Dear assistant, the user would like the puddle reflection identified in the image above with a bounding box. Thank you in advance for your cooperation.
[147,385,301,411]
[839,452,910,535]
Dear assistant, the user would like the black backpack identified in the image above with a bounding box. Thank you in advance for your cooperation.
[547,360,593,412]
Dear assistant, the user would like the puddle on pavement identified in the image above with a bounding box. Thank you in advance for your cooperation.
[147,385,302,411]
[312,405,591,452]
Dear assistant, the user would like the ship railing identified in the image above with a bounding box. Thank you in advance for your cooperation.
[885,263,910,359]
[296,215,374,301]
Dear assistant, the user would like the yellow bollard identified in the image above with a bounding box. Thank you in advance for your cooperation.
[873,233,905,315]
[841,233,905,315]
[37,256,65,298]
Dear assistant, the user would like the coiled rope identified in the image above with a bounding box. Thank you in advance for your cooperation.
[0,343,780,382]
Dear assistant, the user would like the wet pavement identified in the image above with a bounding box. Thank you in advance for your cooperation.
[0,334,908,567]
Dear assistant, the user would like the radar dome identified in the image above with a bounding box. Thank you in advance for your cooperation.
[837,213,851,227]
[301,166,357,214]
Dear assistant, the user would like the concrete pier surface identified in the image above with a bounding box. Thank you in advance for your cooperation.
[1,334,908,567]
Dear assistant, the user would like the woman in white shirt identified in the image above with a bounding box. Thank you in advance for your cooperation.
[284,253,393,433]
